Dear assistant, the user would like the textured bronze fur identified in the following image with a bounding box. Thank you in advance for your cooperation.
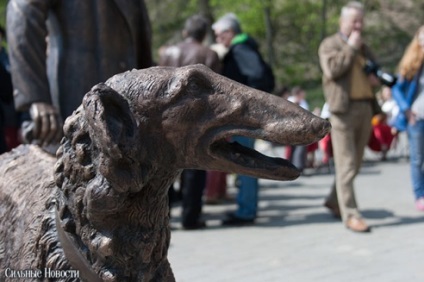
[0,65,330,281]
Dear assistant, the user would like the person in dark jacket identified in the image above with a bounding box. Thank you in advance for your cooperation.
[214,14,274,93]
[159,15,221,71]
[159,14,221,230]
[212,13,275,226]
[6,0,153,149]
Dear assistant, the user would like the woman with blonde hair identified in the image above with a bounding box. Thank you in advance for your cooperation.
[392,25,424,211]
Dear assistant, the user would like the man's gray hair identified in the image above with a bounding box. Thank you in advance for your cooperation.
[341,1,364,18]
[212,13,242,34]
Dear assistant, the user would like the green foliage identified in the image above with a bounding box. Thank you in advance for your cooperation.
[1,0,423,108]
[271,1,325,82]
[306,85,325,111]
[0,0,7,27]
[146,0,198,59]
[210,0,267,36]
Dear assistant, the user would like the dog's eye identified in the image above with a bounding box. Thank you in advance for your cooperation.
[187,80,200,92]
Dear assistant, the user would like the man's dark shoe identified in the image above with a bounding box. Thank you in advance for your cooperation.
[222,213,254,226]
[182,221,206,230]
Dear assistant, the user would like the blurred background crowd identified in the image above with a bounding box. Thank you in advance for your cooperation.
[0,0,423,234]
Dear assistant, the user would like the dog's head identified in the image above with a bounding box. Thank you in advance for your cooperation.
[81,64,330,184]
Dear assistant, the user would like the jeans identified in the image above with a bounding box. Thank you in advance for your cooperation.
[232,136,258,220]
[407,119,424,199]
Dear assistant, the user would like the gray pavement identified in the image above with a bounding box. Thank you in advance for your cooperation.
[168,138,424,282]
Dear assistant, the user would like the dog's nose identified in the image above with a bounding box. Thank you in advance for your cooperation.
[311,117,332,139]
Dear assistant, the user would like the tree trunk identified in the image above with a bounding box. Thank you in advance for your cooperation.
[198,0,215,45]
[263,0,274,66]
[321,0,327,41]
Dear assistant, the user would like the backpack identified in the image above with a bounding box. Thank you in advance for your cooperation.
[260,59,275,93]
[225,38,276,93]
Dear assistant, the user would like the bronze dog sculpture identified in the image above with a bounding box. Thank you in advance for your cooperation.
[0,65,330,281]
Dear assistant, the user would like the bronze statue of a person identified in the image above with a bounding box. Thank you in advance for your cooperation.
[6,0,153,147]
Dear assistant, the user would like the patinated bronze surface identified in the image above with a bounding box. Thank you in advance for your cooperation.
[0,65,330,281]
[6,0,153,147]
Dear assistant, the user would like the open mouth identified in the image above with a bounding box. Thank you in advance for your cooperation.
[209,138,301,181]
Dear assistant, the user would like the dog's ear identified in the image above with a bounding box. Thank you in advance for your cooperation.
[83,83,137,158]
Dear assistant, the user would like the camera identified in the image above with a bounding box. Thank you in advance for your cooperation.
[363,60,397,87]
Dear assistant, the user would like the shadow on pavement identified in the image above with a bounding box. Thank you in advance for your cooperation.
[362,208,394,219]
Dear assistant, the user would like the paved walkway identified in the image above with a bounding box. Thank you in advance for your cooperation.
[168,138,423,282]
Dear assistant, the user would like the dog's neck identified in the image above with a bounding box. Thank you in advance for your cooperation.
[54,167,179,280]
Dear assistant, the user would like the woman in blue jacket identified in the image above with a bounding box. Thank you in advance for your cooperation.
[392,25,424,211]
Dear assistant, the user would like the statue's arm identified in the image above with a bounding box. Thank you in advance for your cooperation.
[6,0,54,112]
[7,0,62,146]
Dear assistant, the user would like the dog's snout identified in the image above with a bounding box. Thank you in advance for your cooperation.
[311,117,332,139]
